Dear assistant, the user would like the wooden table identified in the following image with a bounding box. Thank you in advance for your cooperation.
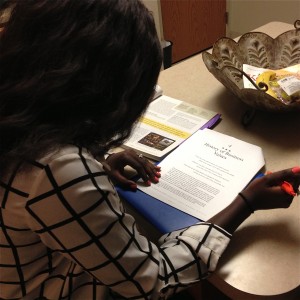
[157,22,300,300]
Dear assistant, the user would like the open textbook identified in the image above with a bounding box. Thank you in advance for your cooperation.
[137,128,265,221]
[123,94,220,160]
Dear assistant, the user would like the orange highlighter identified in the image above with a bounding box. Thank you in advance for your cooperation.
[266,171,297,196]
[281,181,296,196]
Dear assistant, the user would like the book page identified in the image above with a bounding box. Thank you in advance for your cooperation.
[138,129,265,220]
[123,95,217,160]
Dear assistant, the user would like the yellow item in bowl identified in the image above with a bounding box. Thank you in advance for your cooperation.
[255,71,278,99]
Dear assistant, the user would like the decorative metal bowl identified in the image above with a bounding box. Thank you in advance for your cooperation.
[202,20,300,115]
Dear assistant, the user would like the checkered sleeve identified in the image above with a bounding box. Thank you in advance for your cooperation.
[25,147,231,300]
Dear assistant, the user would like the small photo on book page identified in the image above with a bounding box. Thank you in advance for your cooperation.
[137,128,265,221]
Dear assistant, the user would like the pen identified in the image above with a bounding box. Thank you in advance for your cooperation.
[266,171,297,196]
[281,181,296,196]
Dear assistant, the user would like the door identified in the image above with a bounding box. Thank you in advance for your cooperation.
[160,0,226,63]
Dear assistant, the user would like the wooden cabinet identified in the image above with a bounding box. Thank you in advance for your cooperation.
[160,0,226,63]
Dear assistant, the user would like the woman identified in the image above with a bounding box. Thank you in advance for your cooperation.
[0,1,299,299]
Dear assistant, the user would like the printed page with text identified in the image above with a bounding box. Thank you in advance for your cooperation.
[138,129,265,220]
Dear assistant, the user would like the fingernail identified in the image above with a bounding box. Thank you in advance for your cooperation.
[130,183,137,190]
[292,166,300,174]
[146,180,151,186]
[155,172,161,177]
[153,176,159,183]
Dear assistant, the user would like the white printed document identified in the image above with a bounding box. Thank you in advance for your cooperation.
[138,128,265,220]
[123,95,218,160]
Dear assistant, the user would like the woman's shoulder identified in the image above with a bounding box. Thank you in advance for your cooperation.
[38,145,95,166]
[33,145,105,184]
[29,145,111,198]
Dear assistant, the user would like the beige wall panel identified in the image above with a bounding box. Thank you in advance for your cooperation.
[141,0,164,41]
[227,0,300,38]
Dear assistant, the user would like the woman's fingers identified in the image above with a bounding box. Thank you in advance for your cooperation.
[243,167,300,211]
[104,150,161,188]
[136,154,160,182]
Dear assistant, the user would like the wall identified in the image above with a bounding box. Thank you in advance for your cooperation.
[227,0,300,38]
[141,0,164,41]
[142,0,300,40]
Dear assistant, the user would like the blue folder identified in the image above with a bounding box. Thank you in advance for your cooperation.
[117,171,264,234]
[117,186,201,234]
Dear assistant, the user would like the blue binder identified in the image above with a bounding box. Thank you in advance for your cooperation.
[117,170,264,234]
[117,186,201,234]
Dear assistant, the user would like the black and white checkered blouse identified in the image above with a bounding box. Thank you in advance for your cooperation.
[0,146,231,299]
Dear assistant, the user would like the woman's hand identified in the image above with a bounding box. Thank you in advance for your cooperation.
[209,167,300,234]
[103,149,161,190]
[241,167,300,211]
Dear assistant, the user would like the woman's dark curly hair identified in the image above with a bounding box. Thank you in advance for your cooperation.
[0,0,162,174]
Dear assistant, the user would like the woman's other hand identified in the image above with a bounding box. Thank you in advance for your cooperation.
[103,149,161,190]
[209,167,300,233]
[241,167,300,211]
